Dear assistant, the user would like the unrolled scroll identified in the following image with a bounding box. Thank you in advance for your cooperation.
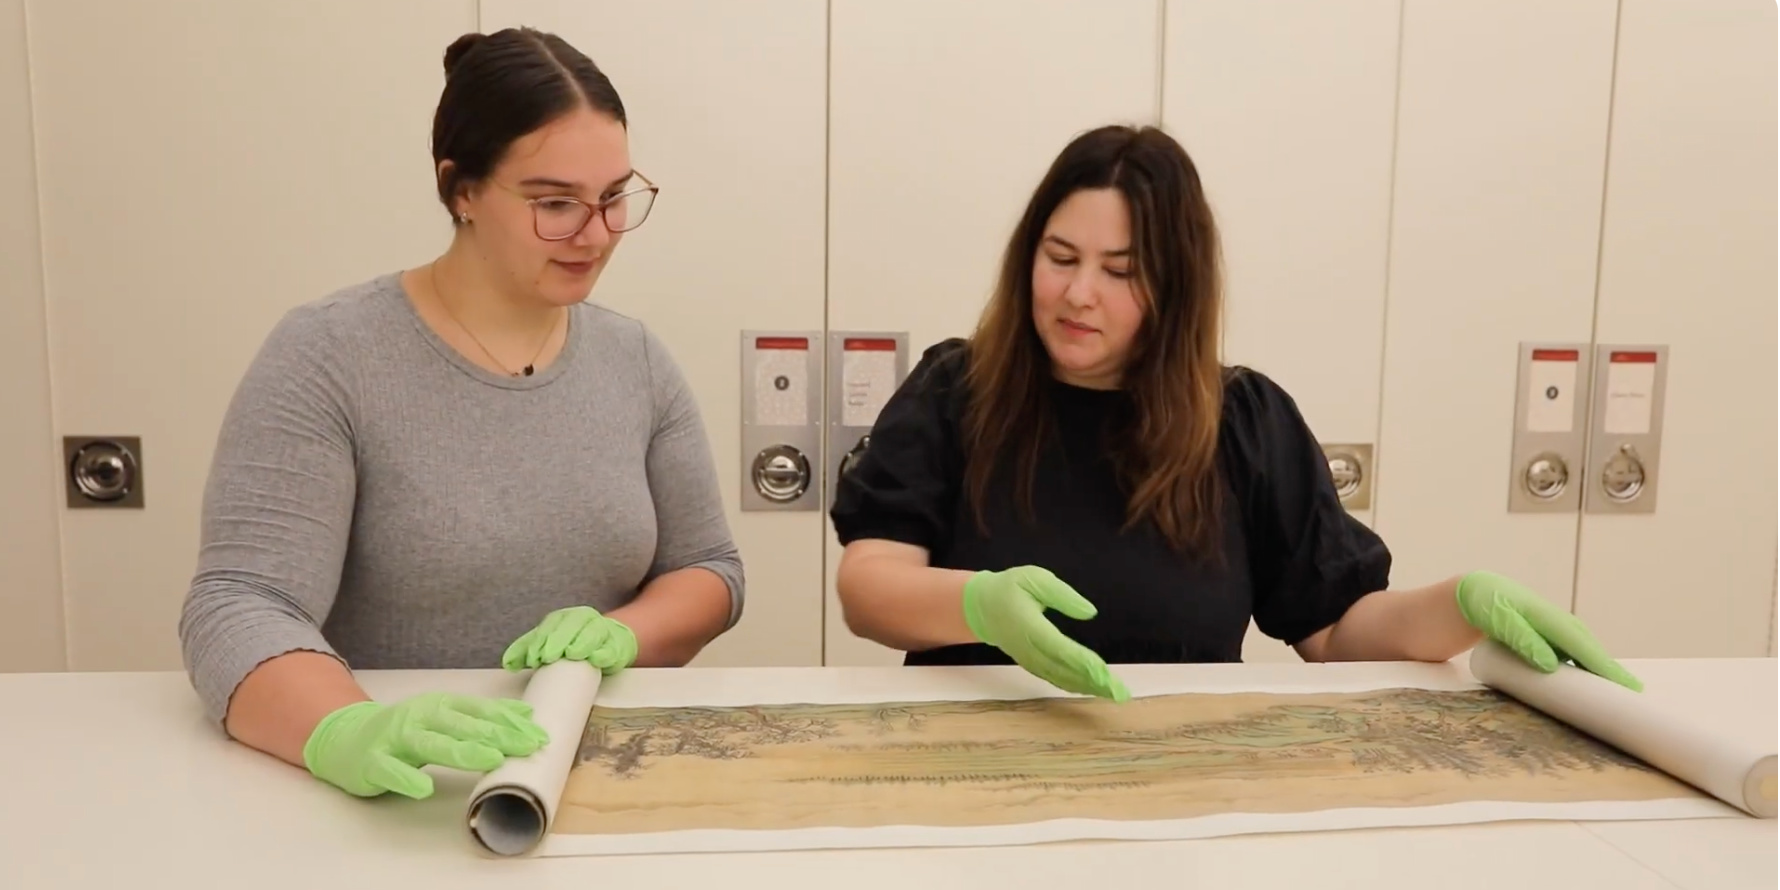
[465,660,604,856]
[1471,641,1776,818]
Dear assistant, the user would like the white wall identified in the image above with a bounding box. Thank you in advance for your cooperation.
[480,0,832,668]
[0,0,66,672]
[1,0,1772,674]
[1374,0,1619,611]
[22,0,476,670]
[1571,0,1778,657]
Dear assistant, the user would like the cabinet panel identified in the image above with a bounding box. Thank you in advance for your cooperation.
[0,0,65,672]
[482,1,831,666]
[1574,0,1776,656]
[825,0,1161,665]
[1374,0,1618,607]
[28,0,477,669]
[1162,0,1401,662]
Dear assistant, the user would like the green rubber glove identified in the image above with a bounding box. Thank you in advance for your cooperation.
[501,605,639,675]
[963,566,1130,702]
[1456,570,1642,691]
[302,693,549,799]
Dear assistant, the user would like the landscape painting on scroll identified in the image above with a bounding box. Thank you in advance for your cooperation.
[551,688,1707,837]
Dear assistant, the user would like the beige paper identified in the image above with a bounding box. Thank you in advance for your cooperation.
[464,660,603,856]
[459,656,1768,858]
[1469,641,1776,818]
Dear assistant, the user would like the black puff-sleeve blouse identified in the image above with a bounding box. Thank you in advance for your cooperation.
[830,338,1393,667]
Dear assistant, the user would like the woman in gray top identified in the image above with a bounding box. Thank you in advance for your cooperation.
[178,27,744,801]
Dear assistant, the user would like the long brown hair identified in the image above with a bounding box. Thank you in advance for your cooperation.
[961,124,1226,557]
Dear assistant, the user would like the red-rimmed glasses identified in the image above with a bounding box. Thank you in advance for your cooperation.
[494,171,659,240]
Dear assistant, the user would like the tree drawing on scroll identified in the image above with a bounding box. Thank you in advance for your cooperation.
[554,688,1706,836]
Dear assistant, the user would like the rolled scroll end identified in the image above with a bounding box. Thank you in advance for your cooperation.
[466,784,548,857]
[1743,755,1777,819]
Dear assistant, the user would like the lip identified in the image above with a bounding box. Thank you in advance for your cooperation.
[1059,319,1099,335]
[554,259,596,275]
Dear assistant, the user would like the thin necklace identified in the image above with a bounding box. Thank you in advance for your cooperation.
[429,263,560,377]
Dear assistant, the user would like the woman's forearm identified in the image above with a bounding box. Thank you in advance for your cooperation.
[1316,576,1483,663]
[223,650,370,768]
[834,544,981,651]
[605,566,733,666]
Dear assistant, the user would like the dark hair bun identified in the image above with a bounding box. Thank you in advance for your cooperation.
[443,33,484,76]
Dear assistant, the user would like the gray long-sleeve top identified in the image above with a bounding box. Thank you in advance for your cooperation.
[178,272,744,725]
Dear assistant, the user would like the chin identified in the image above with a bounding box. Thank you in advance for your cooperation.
[538,265,605,305]
[1044,339,1105,369]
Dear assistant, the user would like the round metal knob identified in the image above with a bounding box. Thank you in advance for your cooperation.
[1601,443,1645,502]
[837,435,871,478]
[1523,453,1569,500]
[1327,453,1363,501]
[751,444,810,503]
[70,441,137,502]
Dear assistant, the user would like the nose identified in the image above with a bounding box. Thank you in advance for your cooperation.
[1063,269,1097,308]
[573,217,614,251]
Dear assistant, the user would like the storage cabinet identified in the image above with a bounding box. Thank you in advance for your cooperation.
[823,0,1162,666]
[20,0,477,670]
[1161,0,1402,662]
[1372,0,1620,614]
[0,0,1770,673]
[481,0,833,669]
[0,0,65,673]
[1571,0,1777,657]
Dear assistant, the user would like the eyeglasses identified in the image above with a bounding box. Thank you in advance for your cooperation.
[491,171,659,241]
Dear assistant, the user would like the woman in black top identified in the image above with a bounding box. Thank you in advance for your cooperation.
[829,124,1638,702]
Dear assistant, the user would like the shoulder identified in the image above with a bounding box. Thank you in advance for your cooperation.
[568,302,697,427]
[571,301,670,369]
[1219,364,1307,429]
[241,274,418,392]
[1216,365,1323,479]
[911,336,971,383]
[898,336,972,412]
[261,272,407,360]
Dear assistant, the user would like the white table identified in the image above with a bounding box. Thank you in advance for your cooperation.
[1,658,1772,889]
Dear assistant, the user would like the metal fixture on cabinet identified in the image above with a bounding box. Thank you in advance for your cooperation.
[1522,452,1571,501]
[1599,442,1647,504]
[1321,443,1372,511]
[1507,343,1592,514]
[1582,345,1667,515]
[739,331,823,512]
[826,332,909,509]
[837,434,871,480]
[750,444,812,504]
[63,436,145,509]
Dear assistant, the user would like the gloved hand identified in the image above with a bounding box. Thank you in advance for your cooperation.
[963,566,1130,702]
[302,692,549,799]
[1456,570,1642,691]
[501,606,639,675]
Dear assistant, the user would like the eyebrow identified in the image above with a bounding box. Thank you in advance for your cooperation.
[1043,234,1130,257]
[518,169,637,192]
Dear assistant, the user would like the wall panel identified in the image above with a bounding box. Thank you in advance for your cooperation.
[1374,0,1618,609]
[825,0,1161,665]
[482,0,831,666]
[1162,0,1402,662]
[29,0,476,669]
[0,0,66,672]
[1574,0,1777,657]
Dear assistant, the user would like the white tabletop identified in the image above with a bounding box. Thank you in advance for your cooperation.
[1,658,1772,889]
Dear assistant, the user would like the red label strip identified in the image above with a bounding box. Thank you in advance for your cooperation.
[844,338,897,352]
[756,336,809,350]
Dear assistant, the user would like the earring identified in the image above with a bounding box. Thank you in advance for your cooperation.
[458,212,470,224]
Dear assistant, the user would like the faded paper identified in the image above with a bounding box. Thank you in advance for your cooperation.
[533,672,1735,857]
[1470,641,1777,818]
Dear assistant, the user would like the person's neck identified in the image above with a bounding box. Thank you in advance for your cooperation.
[430,242,560,338]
